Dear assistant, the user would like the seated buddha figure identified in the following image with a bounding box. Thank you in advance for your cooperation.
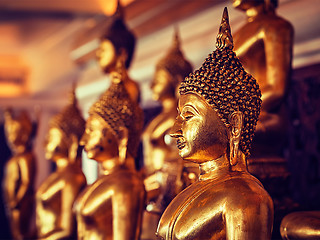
[36,89,87,239]
[74,65,145,240]
[156,8,274,240]
[3,109,37,240]
[96,1,140,103]
[143,30,193,213]
[280,211,320,239]
[232,0,294,173]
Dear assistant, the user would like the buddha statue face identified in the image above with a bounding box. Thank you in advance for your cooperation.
[80,115,119,162]
[171,93,228,163]
[151,68,175,101]
[5,119,25,148]
[96,39,118,73]
[45,127,69,161]
[4,110,32,153]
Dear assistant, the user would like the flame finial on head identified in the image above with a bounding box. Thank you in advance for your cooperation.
[173,26,180,50]
[216,7,233,50]
[114,0,124,20]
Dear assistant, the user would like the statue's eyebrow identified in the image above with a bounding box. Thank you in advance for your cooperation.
[183,104,200,115]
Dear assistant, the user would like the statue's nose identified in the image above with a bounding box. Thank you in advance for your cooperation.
[169,116,183,139]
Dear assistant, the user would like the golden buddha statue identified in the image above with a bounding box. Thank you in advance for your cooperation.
[36,88,87,239]
[143,29,193,212]
[96,0,140,103]
[231,0,294,176]
[3,108,37,240]
[156,8,274,239]
[280,211,320,239]
[74,63,145,240]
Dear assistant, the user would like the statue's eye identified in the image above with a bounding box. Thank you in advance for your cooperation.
[185,115,193,120]
[183,112,194,121]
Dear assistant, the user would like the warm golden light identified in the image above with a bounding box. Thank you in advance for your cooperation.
[0,84,24,97]
[96,0,135,15]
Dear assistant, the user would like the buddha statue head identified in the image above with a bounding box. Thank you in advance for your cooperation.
[171,7,261,166]
[152,29,193,102]
[4,108,33,154]
[46,87,85,163]
[96,1,136,73]
[80,76,143,166]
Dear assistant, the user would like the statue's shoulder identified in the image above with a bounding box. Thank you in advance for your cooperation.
[220,173,273,209]
[258,14,294,33]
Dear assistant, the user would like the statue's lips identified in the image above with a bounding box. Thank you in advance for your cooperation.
[176,139,186,150]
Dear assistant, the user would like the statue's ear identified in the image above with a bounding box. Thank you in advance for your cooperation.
[68,134,79,163]
[118,126,128,164]
[229,111,243,166]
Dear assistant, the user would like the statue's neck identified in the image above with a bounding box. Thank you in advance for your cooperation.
[161,97,177,112]
[100,155,136,175]
[11,144,27,155]
[199,155,230,181]
[56,157,69,171]
[110,64,129,83]
[246,5,266,21]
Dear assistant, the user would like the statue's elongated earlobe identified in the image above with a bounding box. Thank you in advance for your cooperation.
[229,111,243,166]
[118,126,128,165]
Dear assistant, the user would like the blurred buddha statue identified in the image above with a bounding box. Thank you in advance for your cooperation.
[143,29,193,213]
[232,0,294,177]
[141,30,193,240]
[96,0,140,103]
[156,8,274,239]
[36,87,86,240]
[280,211,320,240]
[3,108,37,240]
[74,61,145,240]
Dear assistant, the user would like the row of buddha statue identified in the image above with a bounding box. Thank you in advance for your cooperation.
[2,0,319,239]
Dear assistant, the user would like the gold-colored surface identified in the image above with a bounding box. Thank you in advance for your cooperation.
[74,74,145,240]
[3,109,36,240]
[232,0,294,168]
[280,211,320,240]
[156,8,273,239]
[36,89,87,239]
[96,1,140,103]
[143,30,193,213]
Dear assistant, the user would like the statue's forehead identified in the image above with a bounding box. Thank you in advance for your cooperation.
[178,93,212,113]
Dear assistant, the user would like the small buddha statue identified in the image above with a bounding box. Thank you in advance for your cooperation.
[74,65,146,240]
[96,0,140,103]
[156,8,274,239]
[143,29,193,212]
[3,109,37,240]
[231,0,294,176]
[36,87,87,239]
[280,211,320,239]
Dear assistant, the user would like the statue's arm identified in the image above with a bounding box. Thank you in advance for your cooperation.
[225,196,273,240]
[39,178,64,202]
[3,160,19,208]
[113,189,144,240]
[44,183,79,240]
[262,22,294,111]
[15,158,31,206]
